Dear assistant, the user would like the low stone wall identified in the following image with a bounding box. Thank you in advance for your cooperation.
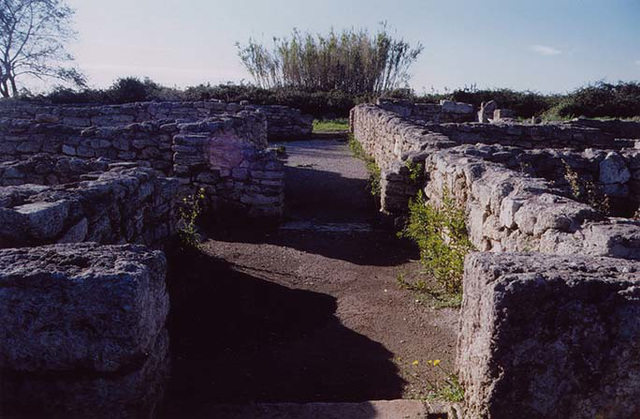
[377,98,475,123]
[0,154,109,186]
[0,99,313,141]
[258,105,313,140]
[421,121,627,150]
[571,117,640,139]
[0,160,179,249]
[459,253,640,419]
[350,104,638,219]
[423,145,640,259]
[0,109,284,218]
[0,243,169,417]
[351,102,640,417]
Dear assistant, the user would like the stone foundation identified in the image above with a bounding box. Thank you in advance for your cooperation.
[0,158,179,248]
[350,102,640,417]
[0,99,312,141]
[459,253,640,419]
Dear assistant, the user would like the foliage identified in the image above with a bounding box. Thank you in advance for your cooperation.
[405,160,424,182]
[424,360,465,403]
[547,81,640,119]
[402,190,474,294]
[397,357,464,403]
[177,188,206,249]
[236,25,423,95]
[561,160,611,215]
[312,118,349,132]
[0,0,85,97]
[348,134,381,197]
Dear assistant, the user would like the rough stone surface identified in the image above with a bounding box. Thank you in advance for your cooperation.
[0,243,169,373]
[0,164,179,248]
[459,252,640,419]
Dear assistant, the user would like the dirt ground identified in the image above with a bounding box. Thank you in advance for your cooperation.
[160,139,458,418]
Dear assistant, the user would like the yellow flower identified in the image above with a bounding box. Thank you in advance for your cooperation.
[433,359,441,366]
[427,360,433,365]
[412,360,419,366]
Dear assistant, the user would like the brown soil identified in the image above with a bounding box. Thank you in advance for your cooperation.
[160,140,458,418]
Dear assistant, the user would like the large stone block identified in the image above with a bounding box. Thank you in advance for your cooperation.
[458,252,640,419]
[0,243,169,373]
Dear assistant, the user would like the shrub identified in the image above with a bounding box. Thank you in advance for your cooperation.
[348,135,381,197]
[177,188,206,249]
[402,190,474,294]
[236,25,423,95]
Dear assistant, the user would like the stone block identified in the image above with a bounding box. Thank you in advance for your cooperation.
[459,252,640,419]
[0,243,169,373]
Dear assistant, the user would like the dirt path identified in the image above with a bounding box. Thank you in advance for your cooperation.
[161,139,458,417]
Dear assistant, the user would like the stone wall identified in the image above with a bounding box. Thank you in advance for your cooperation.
[0,109,284,218]
[350,104,639,219]
[0,243,169,418]
[423,145,640,259]
[350,102,640,417]
[459,253,640,419]
[377,98,475,123]
[0,158,179,249]
[0,99,313,141]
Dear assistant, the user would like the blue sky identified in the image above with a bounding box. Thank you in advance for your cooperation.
[62,0,639,94]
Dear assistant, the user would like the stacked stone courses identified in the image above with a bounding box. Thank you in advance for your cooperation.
[0,99,304,415]
[350,102,640,418]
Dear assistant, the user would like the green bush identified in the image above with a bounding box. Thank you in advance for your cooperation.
[402,190,474,294]
[547,81,640,119]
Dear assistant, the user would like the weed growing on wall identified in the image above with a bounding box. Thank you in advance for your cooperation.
[348,134,381,198]
[405,160,424,183]
[177,188,206,249]
[562,160,611,215]
[402,190,474,295]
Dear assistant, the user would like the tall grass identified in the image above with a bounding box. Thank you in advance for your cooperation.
[236,25,423,95]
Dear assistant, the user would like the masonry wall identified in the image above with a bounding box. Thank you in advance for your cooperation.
[377,98,476,123]
[350,103,639,219]
[0,159,179,249]
[0,99,313,141]
[351,102,640,417]
[423,145,640,259]
[0,110,284,218]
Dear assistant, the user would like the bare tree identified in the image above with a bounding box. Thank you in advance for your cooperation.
[0,0,85,98]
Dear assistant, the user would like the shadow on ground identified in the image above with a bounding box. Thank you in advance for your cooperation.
[205,165,419,267]
[160,246,405,418]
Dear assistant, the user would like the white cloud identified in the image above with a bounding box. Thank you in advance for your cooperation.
[531,45,562,56]
[635,59,640,66]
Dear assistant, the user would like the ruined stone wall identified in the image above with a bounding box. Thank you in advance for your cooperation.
[420,121,631,150]
[351,102,640,417]
[350,103,639,218]
[423,145,640,259]
[0,243,169,417]
[0,109,284,218]
[377,98,475,123]
[459,253,640,419]
[0,99,313,140]
[0,158,179,249]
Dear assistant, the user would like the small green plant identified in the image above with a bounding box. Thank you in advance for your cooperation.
[401,189,474,295]
[397,357,465,403]
[424,360,465,403]
[177,188,206,249]
[405,160,424,183]
[312,118,350,133]
[562,160,611,215]
[349,134,381,197]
